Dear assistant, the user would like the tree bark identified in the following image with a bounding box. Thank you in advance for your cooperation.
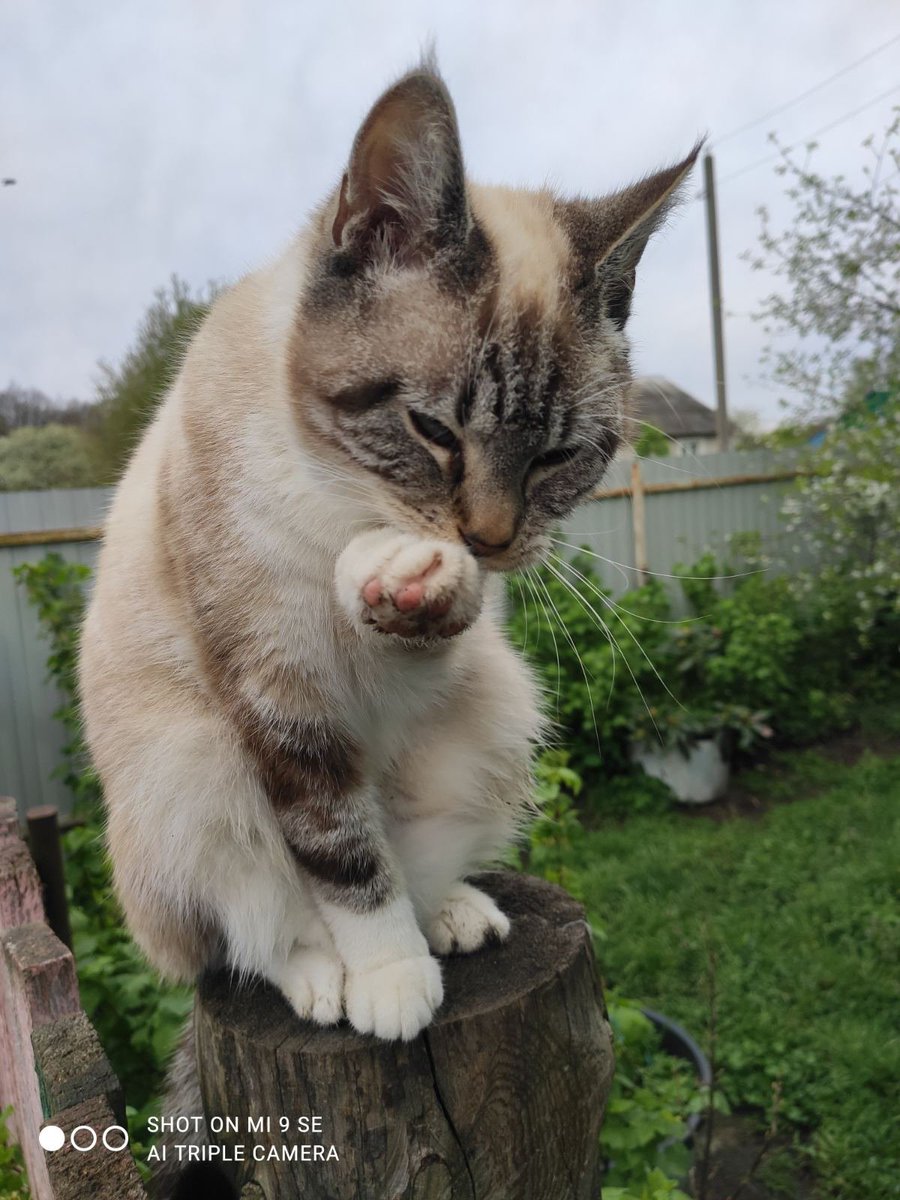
[192,871,614,1200]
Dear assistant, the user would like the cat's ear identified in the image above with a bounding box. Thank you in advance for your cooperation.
[330,64,469,268]
[567,143,703,329]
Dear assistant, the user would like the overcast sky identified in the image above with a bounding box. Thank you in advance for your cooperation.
[3,1,899,425]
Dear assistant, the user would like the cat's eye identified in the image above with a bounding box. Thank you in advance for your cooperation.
[331,379,400,412]
[408,410,460,451]
[531,445,579,471]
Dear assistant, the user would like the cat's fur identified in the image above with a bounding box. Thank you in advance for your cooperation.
[79,61,698,1047]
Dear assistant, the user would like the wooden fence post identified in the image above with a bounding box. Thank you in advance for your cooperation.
[0,795,59,1199]
[173,871,615,1200]
[0,796,148,1199]
[27,807,73,950]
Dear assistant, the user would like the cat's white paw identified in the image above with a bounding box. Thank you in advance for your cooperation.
[344,954,443,1041]
[275,946,345,1026]
[427,882,511,955]
[336,530,482,640]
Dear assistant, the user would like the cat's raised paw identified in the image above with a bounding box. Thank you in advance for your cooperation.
[427,881,511,955]
[344,953,443,1041]
[336,531,482,640]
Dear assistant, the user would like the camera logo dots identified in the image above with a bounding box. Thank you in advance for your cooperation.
[39,1124,129,1152]
[38,1125,65,1152]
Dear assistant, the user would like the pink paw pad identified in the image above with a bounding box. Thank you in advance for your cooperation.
[395,582,425,612]
[362,579,382,606]
[363,553,444,616]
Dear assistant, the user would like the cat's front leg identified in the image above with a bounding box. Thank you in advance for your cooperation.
[318,888,443,1041]
[260,739,444,1041]
[335,529,483,640]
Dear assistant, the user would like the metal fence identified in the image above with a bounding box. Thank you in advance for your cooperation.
[565,448,803,593]
[1,489,112,817]
[1,450,802,815]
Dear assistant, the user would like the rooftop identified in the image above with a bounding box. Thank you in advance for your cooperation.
[630,376,720,439]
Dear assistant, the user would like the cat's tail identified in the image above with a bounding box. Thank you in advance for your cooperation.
[149,1019,235,1200]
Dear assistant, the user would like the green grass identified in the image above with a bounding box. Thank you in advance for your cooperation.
[573,749,900,1199]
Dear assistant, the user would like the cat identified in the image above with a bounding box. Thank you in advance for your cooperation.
[78,58,698,1045]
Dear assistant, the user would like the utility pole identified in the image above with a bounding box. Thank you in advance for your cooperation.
[703,152,729,451]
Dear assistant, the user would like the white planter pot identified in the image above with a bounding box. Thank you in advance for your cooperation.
[630,735,730,805]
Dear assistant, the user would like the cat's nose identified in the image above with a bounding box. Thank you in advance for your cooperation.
[459,527,514,558]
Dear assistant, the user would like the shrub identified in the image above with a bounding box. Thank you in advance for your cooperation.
[782,403,900,656]
[0,423,101,491]
[633,423,671,459]
[508,537,889,789]
[517,749,589,900]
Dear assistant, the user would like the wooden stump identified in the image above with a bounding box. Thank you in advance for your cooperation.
[192,872,614,1200]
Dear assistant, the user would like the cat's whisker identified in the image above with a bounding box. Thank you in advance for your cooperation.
[512,573,531,655]
[522,567,562,719]
[548,537,632,590]
[542,558,661,739]
[548,539,763,584]
[548,551,702,626]
[530,568,603,758]
[540,558,618,711]
[550,555,683,712]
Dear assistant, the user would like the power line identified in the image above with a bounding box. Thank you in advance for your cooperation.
[712,30,900,147]
[694,82,900,198]
[714,82,900,189]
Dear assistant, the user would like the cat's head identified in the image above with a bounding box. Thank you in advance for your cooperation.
[290,61,699,570]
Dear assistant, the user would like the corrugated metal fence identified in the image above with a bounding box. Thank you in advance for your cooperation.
[565,448,803,591]
[1,489,112,817]
[1,450,802,815]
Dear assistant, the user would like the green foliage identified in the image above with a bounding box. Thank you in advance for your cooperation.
[574,748,900,1199]
[14,555,191,1156]
[522,750,586,896]
[603,1171,690,1200]
[591,771,676,819]
[62,819,193,1133]
[0,1108,29,1199]
[0,423,101,491]
[603,997,709,1189]
[782,402,900,653]
[507,547,866,796]
[93,276,214,481]
[632,423,670,458]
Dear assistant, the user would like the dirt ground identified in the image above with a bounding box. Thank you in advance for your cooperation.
[688,1114,816,1200]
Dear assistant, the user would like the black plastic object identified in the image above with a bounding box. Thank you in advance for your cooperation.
[641,1006,712,1144]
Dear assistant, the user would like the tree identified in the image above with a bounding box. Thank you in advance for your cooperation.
[0,424,101,490]
[746,109,900,418]
[781,398,900,649]
[0,383,93,436]
[632,423,670,458]
[730,407,768,449]
[93,276,215,481]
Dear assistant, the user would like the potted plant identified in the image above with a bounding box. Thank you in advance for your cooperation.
[628,703,772,805]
